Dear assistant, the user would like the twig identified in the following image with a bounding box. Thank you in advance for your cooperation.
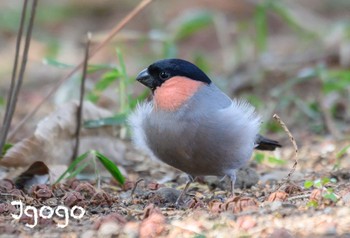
[287,193,311,201]
[131,178,145,197]
[0,0,37,153]
[1,0,28,139]
[8,0,154,140]
[72,33,91,160]
[273,114,298,189]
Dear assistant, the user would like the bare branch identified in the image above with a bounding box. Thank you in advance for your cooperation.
[0,0,37,154]
[72,33,91,160]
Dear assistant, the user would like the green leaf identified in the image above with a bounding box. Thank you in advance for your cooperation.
[0,96,5,106]
[321,177,331,186]
[264,121,284,133]
[87,64,117,73]
[306,200,318,208]
[116,48,130,113]
[1,143,13,156]
[54,151,90,184]
[323,193,338,202]
[43,58,73,68]
[174,11,213,41]
[336,145,350,159]
[67,161,92,179]
[267,156,286,165]
[313,179,322,189]
[129,89,150,110]
[87,69,120,102]
[254,3,268,52]
[93,151,125,185]
[254,153,265,164]
[304,180,314,189]
[95,70,120,90]
[322,69,350,94]
[84,113,127,128]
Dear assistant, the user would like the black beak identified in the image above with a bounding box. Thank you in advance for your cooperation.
[136,68,154,89]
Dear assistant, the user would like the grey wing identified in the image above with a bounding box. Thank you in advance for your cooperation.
[191,97,261,176]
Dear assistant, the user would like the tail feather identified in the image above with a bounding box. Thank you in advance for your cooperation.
[255,134,282,151]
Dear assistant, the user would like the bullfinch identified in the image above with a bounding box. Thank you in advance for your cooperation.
[129,58,281,203]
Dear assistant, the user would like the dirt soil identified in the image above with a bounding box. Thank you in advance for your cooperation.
[1,138,350,237]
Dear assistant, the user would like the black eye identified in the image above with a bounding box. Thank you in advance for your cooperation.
[159,71,170,80]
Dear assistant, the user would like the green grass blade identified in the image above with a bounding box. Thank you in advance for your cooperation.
[254,153,265,164]
[267,156,286,165]
[87,69,120,102]
[43,58,73,68]
[93,151,125,184]
[1,143,13,157]
[54,151,90,184]
[174,11,213,41]
[87,64,118,73]
[116,48,129,113]
[129,89,150,110]
[67,161,92,179]
[83,113,127,128]
[254,3,268,52]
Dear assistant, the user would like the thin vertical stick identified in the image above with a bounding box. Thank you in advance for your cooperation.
[0,0,37,154]
[72,33,91,160]
[2,0,28,127]
[8,0,154,140]
[273,114,298,189]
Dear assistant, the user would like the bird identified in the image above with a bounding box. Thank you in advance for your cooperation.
[128,58,281,203]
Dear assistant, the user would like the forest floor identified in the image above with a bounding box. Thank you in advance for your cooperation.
[0,0,350,237]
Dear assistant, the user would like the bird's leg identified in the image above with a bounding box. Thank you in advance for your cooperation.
[219,175,227,182]
[175,175,195,205]
[229,171,237,196]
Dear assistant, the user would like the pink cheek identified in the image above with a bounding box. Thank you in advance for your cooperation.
[153,77,204,111]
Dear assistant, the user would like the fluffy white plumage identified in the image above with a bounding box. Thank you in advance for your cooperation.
[127,102,155,157]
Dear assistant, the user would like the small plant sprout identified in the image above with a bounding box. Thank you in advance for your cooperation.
[55,150,125,186]
[304,177,339,207]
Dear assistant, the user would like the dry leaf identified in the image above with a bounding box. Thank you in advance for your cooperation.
[1,101,126,183]
[140,204,166,238]
[224,196,259,213]
[267,191,289,202]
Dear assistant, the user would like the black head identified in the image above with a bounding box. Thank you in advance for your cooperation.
[136,58,211,91]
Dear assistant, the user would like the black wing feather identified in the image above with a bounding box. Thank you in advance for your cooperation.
[255,134,282,151]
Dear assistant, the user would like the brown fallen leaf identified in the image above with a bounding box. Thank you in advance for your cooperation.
[140,204,166,238]
[0,179,15,192]
[267,191,289,202]
[186,197,205,209]
[28,184,53,199]
[208,199,224,213]
[1,101,126,183]
[224,196,259,213]
[310,189,322,202]
[284,184,302,195]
